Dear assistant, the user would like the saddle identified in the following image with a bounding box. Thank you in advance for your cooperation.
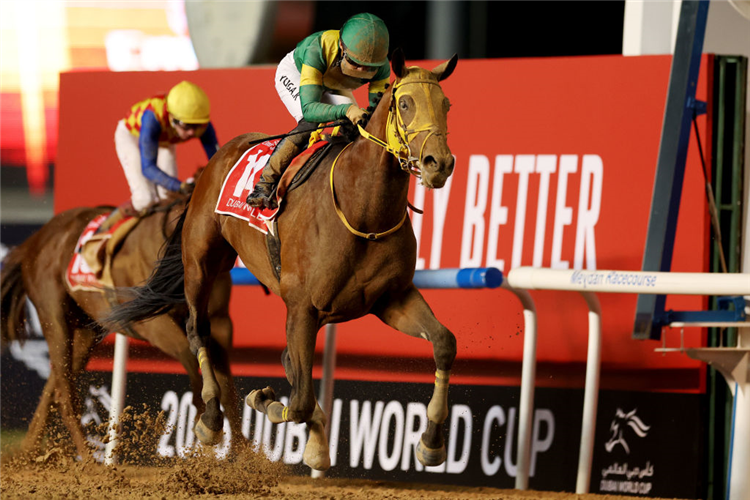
[266,138,345,281]
[79,212,140,288]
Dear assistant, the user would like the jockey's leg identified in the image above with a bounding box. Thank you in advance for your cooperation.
[246,121,315,210]
[94,199,138,236]
[115,119,157,210]
[113,117,159,225]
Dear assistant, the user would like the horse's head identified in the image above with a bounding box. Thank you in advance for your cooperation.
[388,48,457,189]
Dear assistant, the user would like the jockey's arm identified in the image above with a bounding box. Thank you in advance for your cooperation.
[139,110,182,192]
[298,71,389,123]
[296,30,390,123]
[298,79,350,123]
[199,122,219,160]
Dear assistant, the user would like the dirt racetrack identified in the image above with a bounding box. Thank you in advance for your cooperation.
[0,443,687,500]
[0,460,685,500]
[0,408,687,500]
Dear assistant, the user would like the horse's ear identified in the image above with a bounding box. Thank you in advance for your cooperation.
[432,54,458,82]
[391,48,407,79]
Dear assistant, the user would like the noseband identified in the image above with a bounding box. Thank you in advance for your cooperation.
[357,78,447,179]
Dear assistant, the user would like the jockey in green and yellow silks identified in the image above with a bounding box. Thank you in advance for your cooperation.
[246,13,390,210]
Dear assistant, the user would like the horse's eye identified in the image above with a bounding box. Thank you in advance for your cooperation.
[399,99,408,111]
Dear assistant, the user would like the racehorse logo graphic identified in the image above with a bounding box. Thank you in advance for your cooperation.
[605,408,651,454]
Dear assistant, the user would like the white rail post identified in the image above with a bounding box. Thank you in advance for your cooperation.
[502,283,537,490]
[311,323,337,479]
[727,327,750,500]
[104,332,129,465]
[576,291,602,494]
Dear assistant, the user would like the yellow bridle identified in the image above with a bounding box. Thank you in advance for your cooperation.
[329,75,446,240]
[356,77,447,178]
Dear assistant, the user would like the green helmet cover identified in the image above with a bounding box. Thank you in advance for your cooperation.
[340,13,389,67]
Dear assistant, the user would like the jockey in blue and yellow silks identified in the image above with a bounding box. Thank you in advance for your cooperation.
[246,13,390,210]
[103,81,219,230]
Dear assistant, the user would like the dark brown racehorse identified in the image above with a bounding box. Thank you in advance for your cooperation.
[106,49,458,471]
[0,194,239,459]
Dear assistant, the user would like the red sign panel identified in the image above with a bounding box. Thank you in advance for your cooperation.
[56,55,711,388]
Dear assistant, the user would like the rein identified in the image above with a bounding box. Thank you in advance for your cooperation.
[330,143,408,241]
[247,119,350,147]
[356,78,446,179]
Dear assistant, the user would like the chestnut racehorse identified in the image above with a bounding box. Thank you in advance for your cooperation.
[106,49,458,470]
[0,195,239,459]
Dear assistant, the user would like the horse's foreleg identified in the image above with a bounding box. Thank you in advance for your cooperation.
[282,345,330,471]
[373,285,457,467]
[305,400,330,471]
[246,308,330,470]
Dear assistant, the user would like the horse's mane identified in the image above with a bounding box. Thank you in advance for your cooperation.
[337,86,390,143]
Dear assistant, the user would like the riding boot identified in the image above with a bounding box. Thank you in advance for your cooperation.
[246,138,300,210]
[95,200,138,236]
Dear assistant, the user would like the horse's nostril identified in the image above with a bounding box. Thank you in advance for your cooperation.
[423,155,436,168]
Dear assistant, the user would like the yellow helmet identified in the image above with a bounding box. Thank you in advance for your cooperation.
[166,81,210,124]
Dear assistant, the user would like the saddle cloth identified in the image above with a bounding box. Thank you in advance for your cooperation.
[67,212,135,291]
[215,138,329,234]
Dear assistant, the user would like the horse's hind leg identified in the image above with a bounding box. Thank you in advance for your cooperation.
[181,219,236,446]
[207,276,242,450]
[138,315,206,417]
[34,307,92,458]
[21,326,97,456]
[208,318,242,449]
[183,282,223,445]
[372,285,457,467]
[21,371,56,455]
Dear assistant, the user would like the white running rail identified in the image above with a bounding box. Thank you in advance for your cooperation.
[507,266,750,496]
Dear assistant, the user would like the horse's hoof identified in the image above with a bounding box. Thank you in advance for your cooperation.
[303,449,331,471]
[416,438,446,467]
[245,386,276,411]
[194,416,223,446]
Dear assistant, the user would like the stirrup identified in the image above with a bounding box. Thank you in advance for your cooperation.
[247,183,277,210]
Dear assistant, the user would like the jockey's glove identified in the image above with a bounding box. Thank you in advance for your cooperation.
[179,181,195,195]
[346,105,368,127]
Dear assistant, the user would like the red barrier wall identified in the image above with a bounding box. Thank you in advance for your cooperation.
[57,55,711,388]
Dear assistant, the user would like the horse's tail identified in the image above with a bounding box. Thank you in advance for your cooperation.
[102,206,188,332]
[1,241,31,345]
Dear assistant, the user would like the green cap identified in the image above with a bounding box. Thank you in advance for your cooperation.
[340,13,389,67]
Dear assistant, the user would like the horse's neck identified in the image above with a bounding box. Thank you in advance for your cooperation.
[331,93,409,231]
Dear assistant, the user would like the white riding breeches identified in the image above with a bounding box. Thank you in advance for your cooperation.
[274,50,356,123]
[114,119,177,211]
